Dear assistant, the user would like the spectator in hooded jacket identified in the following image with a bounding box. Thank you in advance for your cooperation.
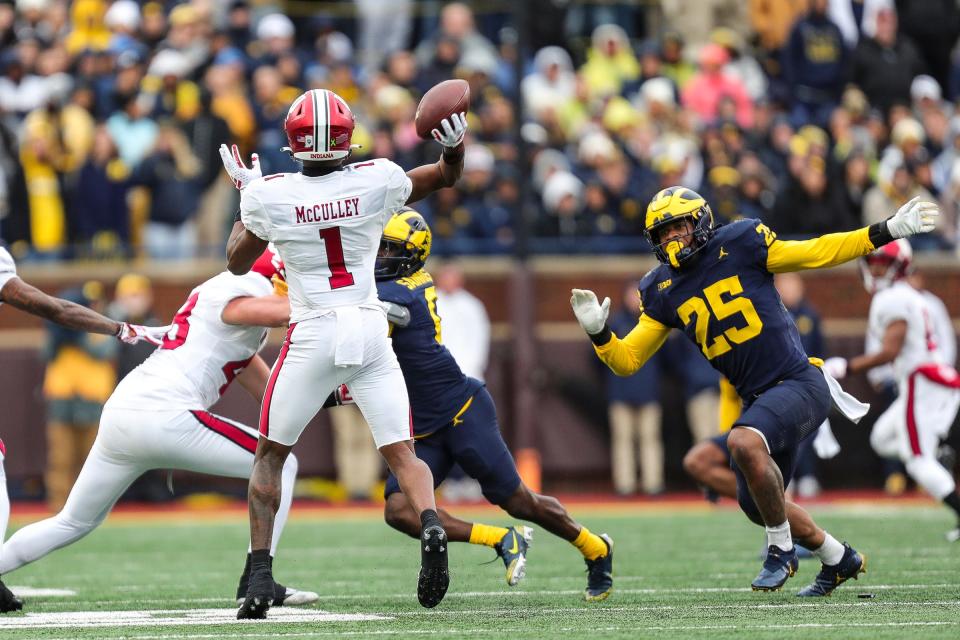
[852,4,926,116]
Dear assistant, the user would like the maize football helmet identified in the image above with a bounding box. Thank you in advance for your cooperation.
[375,209,432,281]
[644,186,715,268]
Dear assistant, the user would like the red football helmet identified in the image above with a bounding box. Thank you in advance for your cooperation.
[860,238,913,293]
[251,243,285,283]
[283,89,355,161]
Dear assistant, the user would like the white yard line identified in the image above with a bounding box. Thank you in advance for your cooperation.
[2,608,391,629]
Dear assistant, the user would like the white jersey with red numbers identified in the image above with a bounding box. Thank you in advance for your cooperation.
[867,280,949,383]
[108,271,274,411]
[239,158,412,323]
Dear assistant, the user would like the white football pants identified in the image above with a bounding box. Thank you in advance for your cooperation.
[870,373,960,500]
[260,308,411,449]
[0,407,297,574]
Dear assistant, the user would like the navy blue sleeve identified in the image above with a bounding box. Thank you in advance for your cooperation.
[637,267,671,327]
[376,280,414,306]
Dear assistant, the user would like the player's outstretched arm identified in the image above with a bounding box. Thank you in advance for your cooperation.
[570,289,670,376]
[0,277,166,345]
[826,320,907,379]
[221,294,290,328]
[406,114,466,204]
[235,355,272,402]
[226,221,268,276]
[765,198,940,273]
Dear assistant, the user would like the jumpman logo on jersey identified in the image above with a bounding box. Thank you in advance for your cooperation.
[718,246,729,260]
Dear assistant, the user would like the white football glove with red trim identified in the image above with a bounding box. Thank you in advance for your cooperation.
[117,323,171,346]
[431,113,468,148]
[219,143,262,190]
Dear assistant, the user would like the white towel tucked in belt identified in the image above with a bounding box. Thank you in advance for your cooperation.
[821,368,870,423]
[333,306,363,367]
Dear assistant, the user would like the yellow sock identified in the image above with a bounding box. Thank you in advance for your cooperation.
[572,527,608,561]
[469,523,510,548]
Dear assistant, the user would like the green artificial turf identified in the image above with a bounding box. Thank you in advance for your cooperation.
[2,502,958,639]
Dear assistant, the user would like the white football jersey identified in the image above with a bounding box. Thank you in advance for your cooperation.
[240,159,412,323]
[109,271,274,411]
[867,280,946,382]
[0,247,17,303]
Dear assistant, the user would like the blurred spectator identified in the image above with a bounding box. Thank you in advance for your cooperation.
[863,161,935,228]
[842,150,874,224]
[0,46,47,118]
[894,0,960,91]
[538,170,589,238]
[663,333,721,445]
[415,2,496,70]
[42,281,116,510]
[659,31,695,90]
[681,43,753,129]
[522,46,575,122]
[109,274,159,380]
[659,0,747,49]
[578,24,639,98]
[106,92,158,168]
[131,123,202,259]
[21,77,95,253]
[356,0,412,81]
[711,27,768,101]
[606,281,664,496]
[71,125,130,256]
[852,4,926,116]
[330,404,381,502]
[771,156,855,235]
[783,0,848,127]
[434,262,490,381]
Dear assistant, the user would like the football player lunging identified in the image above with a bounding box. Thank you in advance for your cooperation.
[0,248,318,607]
[825,240,960,542]
[0,247,167,613]
[330,209,614,600]
[571,188,938,595]
[222,89,466,616]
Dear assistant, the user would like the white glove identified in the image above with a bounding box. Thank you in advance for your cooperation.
[431,112,468,148]
[885,196,940,239]
[822,356,848,380]
[812,419,841,459]
[219,143,261,190]
[117,323,170,346]
[570,288,610,335]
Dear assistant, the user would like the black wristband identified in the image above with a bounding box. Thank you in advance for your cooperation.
[442,143,464,164]
[868,220,894,248]
[233,208,242,223]
[588,325,613,346]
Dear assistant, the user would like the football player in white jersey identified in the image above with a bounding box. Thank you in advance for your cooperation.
[221,88,467,616]
[0,247,320,606]
[0,246,168,612]
[825,239,960,541]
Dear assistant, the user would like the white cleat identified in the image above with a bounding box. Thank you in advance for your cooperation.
[236,586,319,607]
[946,528,960,543]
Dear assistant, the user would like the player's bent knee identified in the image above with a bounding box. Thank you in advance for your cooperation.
[737,492,765,526]
[683,445,710,478]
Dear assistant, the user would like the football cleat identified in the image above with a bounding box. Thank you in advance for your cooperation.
[0,577,23,613]
[797,543,866,597]
[236,582,319,607]
[946,527,960,543]
[236,569,275,619]
[495,526,534,586]
[757,541,813,560]
[417,524,450,608]
[583,534,614,602]
[751,545,799,591]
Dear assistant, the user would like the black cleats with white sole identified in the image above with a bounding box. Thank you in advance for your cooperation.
[418,524,450,608]
[0,578,23,613]
[236,569,274,619]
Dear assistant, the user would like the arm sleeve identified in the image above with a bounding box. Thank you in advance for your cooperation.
[0,248,17,302]
[384,160,413,215]
[764,225,877,273]
[239,187,271,241]
[593,313,671,377]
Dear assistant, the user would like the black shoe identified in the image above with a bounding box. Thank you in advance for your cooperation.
[584,534,614,601]
[236,555,318,607]
[236,568,274,619]
[417,524,449,608]
[796,543,866,597]
[0,577,23,613]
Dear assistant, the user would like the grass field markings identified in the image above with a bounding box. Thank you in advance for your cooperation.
[24,583,958,609]
[1,608,393,629]
[8,586,77,597]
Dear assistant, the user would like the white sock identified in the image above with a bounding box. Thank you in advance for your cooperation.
[765,521,793,551]
[813,532,845,566]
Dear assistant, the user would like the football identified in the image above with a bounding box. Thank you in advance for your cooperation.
[414,79,471,140]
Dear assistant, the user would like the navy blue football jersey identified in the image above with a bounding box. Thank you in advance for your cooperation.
[377,270,484,437]
[638,218,811,398]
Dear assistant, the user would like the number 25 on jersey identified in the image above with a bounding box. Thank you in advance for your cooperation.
[677,275,763,359]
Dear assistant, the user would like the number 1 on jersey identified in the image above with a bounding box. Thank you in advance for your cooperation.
[318,227,355,289]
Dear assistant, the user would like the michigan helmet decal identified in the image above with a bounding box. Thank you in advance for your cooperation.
[644,186,715,268]
[375,208,433,281]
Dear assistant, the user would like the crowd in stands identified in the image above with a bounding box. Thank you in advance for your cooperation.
[1,0,960,259]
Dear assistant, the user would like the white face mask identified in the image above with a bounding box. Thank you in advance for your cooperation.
[860,260,897,294]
